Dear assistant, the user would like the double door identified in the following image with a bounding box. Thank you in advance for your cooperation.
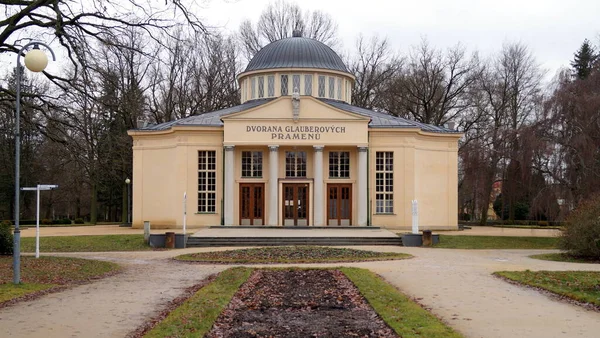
[239,183,264,225]
[283,183,309,226]
[327,184,352,226]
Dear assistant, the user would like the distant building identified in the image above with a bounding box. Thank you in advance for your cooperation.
[128,35,461,230]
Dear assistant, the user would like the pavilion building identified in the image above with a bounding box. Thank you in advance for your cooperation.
[128,34,461,230]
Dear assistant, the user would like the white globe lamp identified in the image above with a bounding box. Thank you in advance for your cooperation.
[24,49,49,72]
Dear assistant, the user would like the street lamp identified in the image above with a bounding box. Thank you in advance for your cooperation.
[13,42,56,284]
[125,178,131,225]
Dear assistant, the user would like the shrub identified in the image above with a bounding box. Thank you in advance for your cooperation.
[537,221,549,227]
[74,218,84,224]
[41,218,52,225]
[0,220,13,255]
[560,195,600,259]
[53,218,72,225]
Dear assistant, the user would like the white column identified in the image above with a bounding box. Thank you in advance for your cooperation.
[313,146,324,226]
[358,146,368,226]
[268,145,279,225]
[224,145,235,226]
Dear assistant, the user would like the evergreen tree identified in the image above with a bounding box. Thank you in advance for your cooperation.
[570,39,598,79]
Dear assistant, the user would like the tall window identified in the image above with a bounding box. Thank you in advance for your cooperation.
[285,151,307,177]
[328,76,335,98]
[258,76,265,98]
[329,151,350,178]
[304,74,312,95]
[375,152,393,213]
[198,151,217,213]
[292,74,301,93]
[242,151,262,177]
[280,74,289,95]
[318,76,325,97]
[267,75,275,97]
[251,77,256,99]
[337,78,342,100]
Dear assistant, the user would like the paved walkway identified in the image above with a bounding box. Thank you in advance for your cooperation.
[20,224,561,238]
[1,246,599,338]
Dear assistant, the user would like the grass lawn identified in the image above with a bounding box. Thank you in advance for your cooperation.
[341,267,462,338]
[434,235,559,249]
[144,267,461,338]
[494,270,600,307]
[20,234,151,252]
[0,256,121,304]
[144,267,252,337]
[175,246,411,264]
[530,253,600,264]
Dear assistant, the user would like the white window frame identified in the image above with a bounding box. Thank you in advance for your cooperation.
[198,150,217,213]
[375,151,393,214]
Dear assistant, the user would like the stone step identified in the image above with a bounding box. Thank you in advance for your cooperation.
[186,237,402,247]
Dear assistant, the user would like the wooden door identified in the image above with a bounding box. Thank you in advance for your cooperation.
[239,183,264,225]
[327,184,352,226]
[283,183,309,226]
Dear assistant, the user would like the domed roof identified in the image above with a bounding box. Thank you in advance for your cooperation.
[244,36,349,74]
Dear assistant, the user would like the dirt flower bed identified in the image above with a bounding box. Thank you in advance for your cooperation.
[176,246,410,264]
[207,269,398,337]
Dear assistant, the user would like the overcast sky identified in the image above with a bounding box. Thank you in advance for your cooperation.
[200,0,600,78]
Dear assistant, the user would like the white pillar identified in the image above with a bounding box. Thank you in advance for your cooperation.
[313,145,324,226]
[268,145,279,225]
[224,145,235,226]
[358,146,368,226]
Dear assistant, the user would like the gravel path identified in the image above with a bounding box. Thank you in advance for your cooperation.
[1,247,599,338]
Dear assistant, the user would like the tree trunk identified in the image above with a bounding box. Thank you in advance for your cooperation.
[90,183,98,224]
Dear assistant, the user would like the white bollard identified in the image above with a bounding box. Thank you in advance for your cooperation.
[411,200,419,234]
[143,221,151,243]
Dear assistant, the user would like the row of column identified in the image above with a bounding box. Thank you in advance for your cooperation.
[223,144,368,226]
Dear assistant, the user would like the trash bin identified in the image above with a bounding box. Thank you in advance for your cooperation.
[165,232,175,248]
[422,230,433,246]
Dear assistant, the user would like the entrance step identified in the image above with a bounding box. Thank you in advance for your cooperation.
[186,236,402,247]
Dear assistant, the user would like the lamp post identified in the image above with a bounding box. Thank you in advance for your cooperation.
[13,42,56,284]
[125,178,131,224]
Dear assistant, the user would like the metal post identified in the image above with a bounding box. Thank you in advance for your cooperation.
[13,42,56,284]
[36,186,40,258]
[183,192,187,235]
[127,183,131,224]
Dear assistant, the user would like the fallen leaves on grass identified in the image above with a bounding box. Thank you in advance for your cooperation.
[176,246,410,264]
[207,269,398,337]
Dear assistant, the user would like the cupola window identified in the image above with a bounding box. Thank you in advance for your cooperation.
[267,75,275,97]
[251,77,256,99]
[292,74,301,93]
[281,74,289,95]
[304,74,312,95]
[258,76,265,98]
[337,78,342,100]
[318,76,325,97]
[329,77,335,99]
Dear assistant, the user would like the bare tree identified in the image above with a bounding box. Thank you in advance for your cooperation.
[348,35,402,109]
[238,0,339,60]
[383,39,480,126]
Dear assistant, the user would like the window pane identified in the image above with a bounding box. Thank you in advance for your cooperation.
[329,77,335,98]
[304,74,312,95]
[251,77,256,98]
[281,75,288,95]
[337,78,342,99]
[198,150,217,212]
[318,76,325,97]
[375,151,393,213]
[292,74,300,93]
[267,75,275,97]
[258,76,264,98]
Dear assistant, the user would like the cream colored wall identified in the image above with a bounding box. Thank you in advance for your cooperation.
[129,128,223,229]
[369,129,460,230]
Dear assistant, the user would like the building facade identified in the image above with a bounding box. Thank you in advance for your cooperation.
[128,35,462,230]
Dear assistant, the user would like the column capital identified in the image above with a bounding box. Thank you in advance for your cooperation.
[357,146,368,152]
[224,145,235,151]
[313,145,324,152]
[268,145,279,152]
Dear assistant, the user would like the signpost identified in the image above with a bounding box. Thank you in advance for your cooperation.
[21,184,58,258]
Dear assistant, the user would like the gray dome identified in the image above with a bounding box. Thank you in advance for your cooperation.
[244,37,349,74]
